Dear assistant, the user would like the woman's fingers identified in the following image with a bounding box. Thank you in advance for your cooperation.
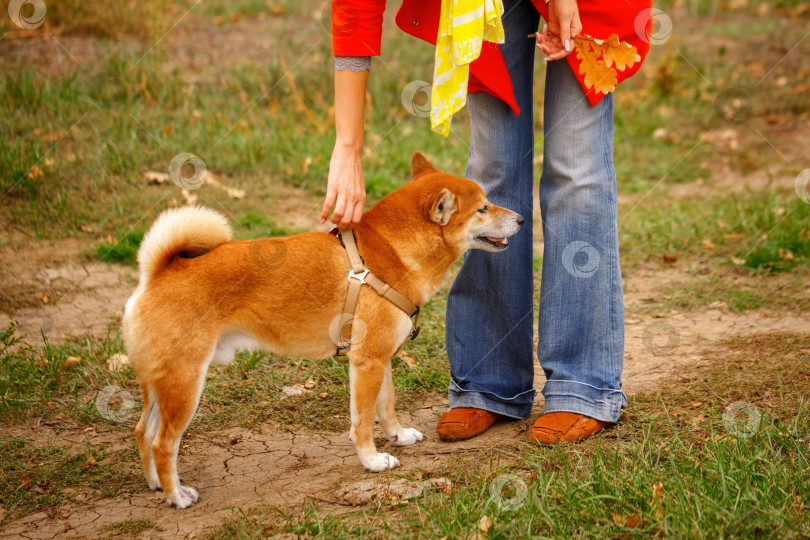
[321,188,336,224]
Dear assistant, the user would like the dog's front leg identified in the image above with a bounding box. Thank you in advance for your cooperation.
[376,360,424,446]
[349,355,400,471]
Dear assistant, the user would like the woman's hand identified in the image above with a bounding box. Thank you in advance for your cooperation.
[535,0,582,61]
[322,66,368,228]
[321,142,366,227]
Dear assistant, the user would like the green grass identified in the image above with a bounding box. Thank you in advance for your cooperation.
[207,333,810,538]
[0,438,141,525]
[619,188,810,273]
[93,229,145,266]
[102,518,159,535]
[0,322,137,420]
[3,0,806,253]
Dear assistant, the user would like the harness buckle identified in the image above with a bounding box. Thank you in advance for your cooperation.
[348,268,370,284]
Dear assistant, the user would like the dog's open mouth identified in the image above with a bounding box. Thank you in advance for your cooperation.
[479,236,509,248]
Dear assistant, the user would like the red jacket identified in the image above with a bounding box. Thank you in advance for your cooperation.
[332,0,652,114]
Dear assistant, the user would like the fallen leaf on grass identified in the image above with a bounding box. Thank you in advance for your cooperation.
[478,515,493,532]
[660,254,678,263]
[688,414,705,427]
[318,392,328,399]
[38,292,50,303]
[27,165,44,180]
[701,239,715,250]
[144,171,170,184]
[226,187,246,199]
[398,351,418,367]
[612,512,642,528]
[63,356,81,368]
[281,385,308,397]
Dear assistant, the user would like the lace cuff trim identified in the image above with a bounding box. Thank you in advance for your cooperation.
[335,56,371,72]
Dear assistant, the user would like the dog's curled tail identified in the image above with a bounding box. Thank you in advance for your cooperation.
[137,206,231,284]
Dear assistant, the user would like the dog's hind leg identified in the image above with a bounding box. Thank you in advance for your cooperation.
[135,382,161,490]
[375,360,425,447]
[350,355,400,471]
[151,369,206,509]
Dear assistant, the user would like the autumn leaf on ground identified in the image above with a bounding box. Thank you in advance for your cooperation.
[398,351,418,367]
[612,512,642,528]
[650,481,665,519]
[574,33,640,95]
[478,515,493,532]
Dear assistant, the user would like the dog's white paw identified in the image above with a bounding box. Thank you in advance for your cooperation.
[168,485,200,509]
[362,452,401,472]
[392,427,425,446]
[148,480,162,491]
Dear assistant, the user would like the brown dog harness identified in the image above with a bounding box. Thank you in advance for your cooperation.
[330,228,421,356]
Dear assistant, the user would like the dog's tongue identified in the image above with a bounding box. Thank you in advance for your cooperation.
[487,237,508,245]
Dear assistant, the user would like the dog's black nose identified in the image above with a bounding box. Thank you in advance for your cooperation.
[516,215,525,226]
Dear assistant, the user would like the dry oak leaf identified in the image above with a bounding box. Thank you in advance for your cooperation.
[574,33,640,95]
[600,33,641,72]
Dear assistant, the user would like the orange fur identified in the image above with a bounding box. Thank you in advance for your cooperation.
[123,153,524,508]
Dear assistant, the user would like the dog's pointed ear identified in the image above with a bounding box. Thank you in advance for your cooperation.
[428,188,457,226]
[411,152,438,180]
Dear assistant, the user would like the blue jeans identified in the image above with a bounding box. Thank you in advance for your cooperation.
[445,0,627,423]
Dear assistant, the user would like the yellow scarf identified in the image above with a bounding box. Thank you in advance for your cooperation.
[430,0,505,136]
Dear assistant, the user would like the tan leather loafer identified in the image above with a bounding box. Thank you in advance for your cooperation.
[528,412,610,445]
[436,408,502,441]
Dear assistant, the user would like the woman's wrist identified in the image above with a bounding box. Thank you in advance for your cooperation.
[335,137,363,155]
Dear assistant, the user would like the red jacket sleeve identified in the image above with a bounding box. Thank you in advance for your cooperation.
[332,0,387,56]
